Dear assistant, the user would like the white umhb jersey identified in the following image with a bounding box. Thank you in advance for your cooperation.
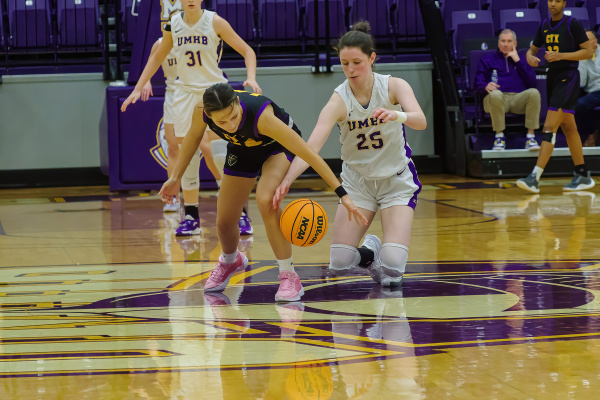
[335,73,410,180]
[158,37,178,91]
[170,10,227,93]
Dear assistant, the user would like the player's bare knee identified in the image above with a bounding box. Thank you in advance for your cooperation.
[329,244,361,274]
[380,243,409,277]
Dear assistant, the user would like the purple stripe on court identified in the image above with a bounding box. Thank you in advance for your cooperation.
[223,168,258,178]
[407,160,422,210]
[254,101,272,138]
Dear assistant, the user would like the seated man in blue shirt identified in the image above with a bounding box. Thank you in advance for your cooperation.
[475,29,541,150]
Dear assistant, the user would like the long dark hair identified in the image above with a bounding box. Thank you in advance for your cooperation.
[334,21,376,57]
[203,83,238,115]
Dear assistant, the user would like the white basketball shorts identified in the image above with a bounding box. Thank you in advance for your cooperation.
[340,161,422,212]
[172,87,205,137]
[163,89,175,124]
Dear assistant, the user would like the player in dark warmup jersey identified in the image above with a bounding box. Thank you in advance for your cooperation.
[159,83,368,302]
[517,0,596,193]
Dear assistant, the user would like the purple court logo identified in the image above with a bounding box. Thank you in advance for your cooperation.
[150,118,169,170]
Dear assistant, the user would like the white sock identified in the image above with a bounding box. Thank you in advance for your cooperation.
[495,132,504,137]
[526,132,535,138]
[222,250,239,264]
[277,256,295,272]
[533,166,544,181]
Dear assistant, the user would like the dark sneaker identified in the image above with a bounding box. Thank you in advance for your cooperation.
[516,173,540,193]
[238,213,253,235]
[563,171,595,191]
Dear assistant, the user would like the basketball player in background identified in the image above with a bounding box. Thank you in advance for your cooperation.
[274,22,426,287]
[159,83,367,302]
[121,0,261,237]
[141,19,181,213]
[516,0,596,193]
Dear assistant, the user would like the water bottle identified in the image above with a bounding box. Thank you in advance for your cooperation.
[491,69,498,84]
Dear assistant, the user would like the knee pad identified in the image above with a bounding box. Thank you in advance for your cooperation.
[380,243,409,279]
[181,148,201,191]
[210,138,228,174]
[542,132,556,145]
[329,244,361,273]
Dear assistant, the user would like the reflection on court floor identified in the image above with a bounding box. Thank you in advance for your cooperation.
[2,177,600,398]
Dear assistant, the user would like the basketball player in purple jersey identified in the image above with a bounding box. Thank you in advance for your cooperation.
[121,0,261,237]
[517,0,596,192]
[159,83,367,302]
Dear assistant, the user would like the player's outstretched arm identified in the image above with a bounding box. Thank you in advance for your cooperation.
[213,15,261,94]
[272,94,346,208]
[259,106,367,225]
[140,40,161,101]
[121,32,173,112]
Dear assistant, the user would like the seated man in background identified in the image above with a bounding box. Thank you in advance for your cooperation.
[576,30,600,147]
[475,29,541,150]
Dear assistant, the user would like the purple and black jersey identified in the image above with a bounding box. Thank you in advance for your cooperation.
[203,91,295,147]
[533,16,588,72]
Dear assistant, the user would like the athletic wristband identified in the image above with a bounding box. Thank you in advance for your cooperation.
[335,185,347,198]
[395,111,407,123]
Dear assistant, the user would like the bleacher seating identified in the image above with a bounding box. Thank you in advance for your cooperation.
[215,0,256,42]
[56,0,101,48]
[258,0,301,45]
[586,0,600,28]
[443,0,481,30]
[397,0,427,39]
[489,0,530,34]
[452,10,495,60]
[564,7,590,29]
[500,9,541,47]
[6,0,52,48]
[0,0,6,49]
[304,0,346,40]
[348,0,395,40]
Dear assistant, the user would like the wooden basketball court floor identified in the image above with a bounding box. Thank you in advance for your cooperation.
[1,174,600,399]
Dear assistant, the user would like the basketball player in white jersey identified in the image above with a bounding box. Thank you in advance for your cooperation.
[141,31,181,213]
[121,0,261,237]
[273,22,427,286]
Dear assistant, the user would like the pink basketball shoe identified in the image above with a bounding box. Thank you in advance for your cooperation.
[204,252,248,292]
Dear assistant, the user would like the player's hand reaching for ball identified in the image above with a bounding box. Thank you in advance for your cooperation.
[158,178,181,204]
[244,79,262,94]
[341,196,368,225]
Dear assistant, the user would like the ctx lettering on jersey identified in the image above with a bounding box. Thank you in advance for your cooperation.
[177,36,209,46]
[347,117,386,131]
[296,217,309,240]
[546,34,559,43]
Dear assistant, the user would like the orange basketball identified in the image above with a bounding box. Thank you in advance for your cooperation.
[280,199,328,247]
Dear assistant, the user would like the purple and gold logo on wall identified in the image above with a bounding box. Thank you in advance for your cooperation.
[150,118,169,170]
